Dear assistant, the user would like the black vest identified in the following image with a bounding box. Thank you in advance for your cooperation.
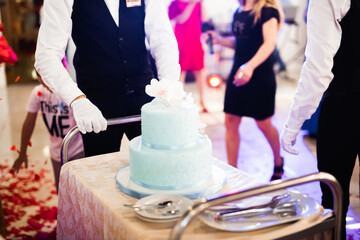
[326,0,360,95]
[71,0,154,116]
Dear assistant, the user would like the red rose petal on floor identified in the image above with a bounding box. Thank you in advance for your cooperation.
[28,140,32,147]
[34,174,40,181]
[0,98,2,101]
[10,145,17,151]
[45,160,48,165]
[37,91,42,96]
[28,219,44,229]
[1,161,58,238]
[14,76,20,82]
[8,227,20,235]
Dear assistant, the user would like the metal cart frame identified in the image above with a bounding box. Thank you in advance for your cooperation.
[61,116,343,240]
[170,172,343,240]
[61,115,141,165]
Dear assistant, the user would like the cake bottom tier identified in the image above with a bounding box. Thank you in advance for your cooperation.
[129,136,213,190]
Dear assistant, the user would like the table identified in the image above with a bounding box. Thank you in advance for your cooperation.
[57,152,332,240]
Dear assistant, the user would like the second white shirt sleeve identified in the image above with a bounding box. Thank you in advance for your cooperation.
[285,0,344,131]
[144,0,181,82]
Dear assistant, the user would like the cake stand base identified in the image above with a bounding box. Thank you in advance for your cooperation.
[115,163,227,199]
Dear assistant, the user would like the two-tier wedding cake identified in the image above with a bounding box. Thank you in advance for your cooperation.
[129,79,213,190]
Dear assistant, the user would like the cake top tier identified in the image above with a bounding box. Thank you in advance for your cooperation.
[141,79,203,149]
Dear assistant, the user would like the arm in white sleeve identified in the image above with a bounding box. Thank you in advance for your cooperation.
[34,0,84,106]
[144,0,181,82]
[285,0,345,132]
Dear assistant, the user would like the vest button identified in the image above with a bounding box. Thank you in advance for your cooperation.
[126,89,135,94]
[118,37,124,47]
[123,60,128,64]
[124,82,134,94]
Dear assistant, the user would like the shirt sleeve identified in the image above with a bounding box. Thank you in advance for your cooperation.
[26,86,42,113]
[261,7,280,24]
[34,0,84,106]
[285,0,348,131]
[145,0,181,82]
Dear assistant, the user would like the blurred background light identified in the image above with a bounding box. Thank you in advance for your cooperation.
[207,74,223,88]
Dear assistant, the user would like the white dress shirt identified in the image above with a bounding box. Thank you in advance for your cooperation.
[35,0,180,106]
[285,0,350,132]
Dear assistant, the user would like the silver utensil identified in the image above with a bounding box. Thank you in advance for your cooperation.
[161,209,180,216]
[217,200,299,221]
[215,192,291,216]
[123,200,173,210]
[273,200,299,217]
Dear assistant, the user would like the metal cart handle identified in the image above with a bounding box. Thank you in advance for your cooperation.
[60,115,141,165]
[170,172,343,240]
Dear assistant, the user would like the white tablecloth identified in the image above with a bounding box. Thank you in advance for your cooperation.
[57,152,332,240]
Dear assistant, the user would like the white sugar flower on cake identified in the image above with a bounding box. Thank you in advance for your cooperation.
[145,78,194,106]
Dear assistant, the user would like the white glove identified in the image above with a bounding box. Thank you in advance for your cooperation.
[71,98,107,134]
[280,125,300,155]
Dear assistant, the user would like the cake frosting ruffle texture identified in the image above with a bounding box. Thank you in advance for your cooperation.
[129,79,213,191]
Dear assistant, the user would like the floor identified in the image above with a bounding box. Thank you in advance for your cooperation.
[1,61,360,238]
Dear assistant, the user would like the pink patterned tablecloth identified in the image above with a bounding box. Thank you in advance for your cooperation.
[56,152,332,240]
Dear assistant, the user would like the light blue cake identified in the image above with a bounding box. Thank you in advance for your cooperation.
[129,99,213,190]
[141,99,199,148]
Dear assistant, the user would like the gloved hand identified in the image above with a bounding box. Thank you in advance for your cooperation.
[71,98,107,134]
[280,125,300,155]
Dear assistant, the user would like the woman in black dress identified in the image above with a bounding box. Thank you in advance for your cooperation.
[209,0,284,180]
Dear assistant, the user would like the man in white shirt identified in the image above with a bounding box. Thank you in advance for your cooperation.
[281,0,357,238]
[35,0,180,157]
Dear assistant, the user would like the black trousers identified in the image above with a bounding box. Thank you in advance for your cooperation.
[317,94,360,239]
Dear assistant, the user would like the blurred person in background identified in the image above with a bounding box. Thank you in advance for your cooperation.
[281,0,355,238]
[168,0,209,112]
[208,0,284,181]
[12,57,84,192]
[35,0,180,157]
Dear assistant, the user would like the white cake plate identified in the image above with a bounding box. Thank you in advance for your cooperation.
[116,163,228,200]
